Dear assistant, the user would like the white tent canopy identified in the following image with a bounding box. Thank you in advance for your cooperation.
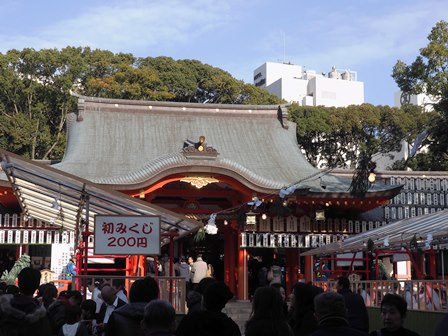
[302,209,448,256]
[0,150,201,246]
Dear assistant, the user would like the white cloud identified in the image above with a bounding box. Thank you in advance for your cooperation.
[0,0,235,53]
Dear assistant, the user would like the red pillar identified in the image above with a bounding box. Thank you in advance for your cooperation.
[428,248,437,279]
[237,247,249,300]
[286,249,299,295]
[304,255,313,283]
[224,226,237,294]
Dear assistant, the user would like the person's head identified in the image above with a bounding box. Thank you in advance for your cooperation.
[129,276,159,303]
[141,299,176,334]
[112,278,125,291]
[65,303,82,324]
[180,256,186,263]
[251,286,285,320]
[101,284,117,305]
[88,279,101,293]
[270,283,286,302]
[188,256,193,264]
[17,267,41,296]
[196,254,203,260]
[336,276,350,291]
[380,294,407,331]
[80,299,96,320]
[195,277,217,295]
[43,283,58,304]
[202,282,233,312]
[291,282,316,310]
[67,290,83,306]
[313,292,347,322]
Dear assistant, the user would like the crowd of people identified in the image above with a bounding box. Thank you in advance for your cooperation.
[1,265,448,336]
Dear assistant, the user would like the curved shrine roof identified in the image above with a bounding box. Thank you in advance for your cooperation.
[54,95,399,197]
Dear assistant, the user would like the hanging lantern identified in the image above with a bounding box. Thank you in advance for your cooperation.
[245,211,257,232]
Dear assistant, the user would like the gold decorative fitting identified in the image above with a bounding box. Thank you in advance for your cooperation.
[180,177,219,189]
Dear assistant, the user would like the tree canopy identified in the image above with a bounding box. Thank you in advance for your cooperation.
[392,20,448,170]
[288,103,430,170]
[0,47,282,160]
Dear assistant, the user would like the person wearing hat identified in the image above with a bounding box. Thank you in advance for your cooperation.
[176,282,241,336]
[311,292,367,336]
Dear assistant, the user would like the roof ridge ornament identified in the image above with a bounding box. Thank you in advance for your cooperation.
[182,136,218,160]
[277,106,289,129]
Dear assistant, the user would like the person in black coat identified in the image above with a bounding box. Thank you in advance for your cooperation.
[96,284,127,335]
[176,282,241,336]
[105,276,159,336]
[336,276,369,333]
[369,294,420,336]
[245,286,293,336]
[288,282,319,336]
[0,267,52,336]
[310,292,368,336]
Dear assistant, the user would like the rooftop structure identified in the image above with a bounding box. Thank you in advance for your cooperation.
[253,62,364,107]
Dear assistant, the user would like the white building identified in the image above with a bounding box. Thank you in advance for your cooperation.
[253,61,364,107]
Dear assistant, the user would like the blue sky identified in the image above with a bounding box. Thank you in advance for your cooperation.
[0,0,447,106]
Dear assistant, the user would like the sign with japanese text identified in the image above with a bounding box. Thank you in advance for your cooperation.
[94,215,161,255]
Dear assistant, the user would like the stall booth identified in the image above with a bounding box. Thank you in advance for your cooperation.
[0,149,201,311]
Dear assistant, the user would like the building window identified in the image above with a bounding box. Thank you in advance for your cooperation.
[401,193,406,204]
[410,178,415,190]
[424,208,429,215]
[417,207,423,216]
[391,207,397,219]
[436,179,441,191]
[430,179,434,191]
[411,207,416,217]
[390,177,396,185]
[404,207,410,219]
[398,207,403,219]
[421,193,426,204]
[407,193,413,205]
[414,193,419,205]
[416,178,421,190]
[385,207,390,220]
[440,194,445,206]
[427,193,432,206]
[433,194,439,206]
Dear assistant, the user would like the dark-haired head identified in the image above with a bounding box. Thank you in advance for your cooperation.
[203,282,233,312]
[314,292,347,321]
[381,294,407,318]
[129,276,159,303]
[67,290,83,306]
[142,300,176,333]
[292,282,316,308]
[18,267,41,296]
[270,282,286,302]
[337,276,350,290]
[251,286,285,321]
[81,299,96,319]
[195,277,216,295]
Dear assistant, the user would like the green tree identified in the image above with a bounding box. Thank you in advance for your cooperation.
[392,20,448,170]
[0,47,282,160]
[288,103,426,171]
